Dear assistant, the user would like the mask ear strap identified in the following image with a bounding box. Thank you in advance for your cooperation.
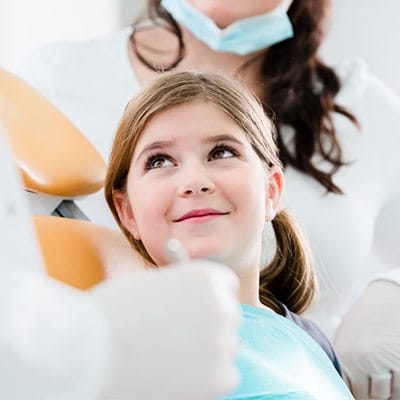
[277,0,294,14]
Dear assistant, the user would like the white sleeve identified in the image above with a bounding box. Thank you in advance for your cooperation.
[373,270,400,286]
[372,199,400,286]
[16,44,67,102]
[0,270,109,399]
[366,73,400,288]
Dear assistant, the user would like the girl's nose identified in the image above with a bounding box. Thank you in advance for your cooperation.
[178,166,216,198]
[182,185,213,197]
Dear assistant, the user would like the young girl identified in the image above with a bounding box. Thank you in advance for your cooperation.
[105,71,353,399]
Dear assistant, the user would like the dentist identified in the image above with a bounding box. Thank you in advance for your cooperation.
[18,1,400,398]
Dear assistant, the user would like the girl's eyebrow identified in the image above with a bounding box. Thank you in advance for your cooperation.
[135,140,173,163]
[204,134,244,146]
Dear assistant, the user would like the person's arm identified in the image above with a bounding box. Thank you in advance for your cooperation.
[0,263,241,400]
[0,269,109,399]
[374,269,400,284]
[16,43,69,109]
[333,72,400,399]
[333,279,400,400]
[334,200,400,399]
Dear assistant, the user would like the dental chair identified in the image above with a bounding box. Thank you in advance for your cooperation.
[33,215,139,289]
[0,69,105,218]
[0,69,143,289]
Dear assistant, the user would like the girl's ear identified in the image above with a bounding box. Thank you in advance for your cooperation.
[265,167,284,222]
[113,191,141,240]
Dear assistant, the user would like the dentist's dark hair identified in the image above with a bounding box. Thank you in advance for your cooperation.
[105,71,316,314]
[131,0,358,194]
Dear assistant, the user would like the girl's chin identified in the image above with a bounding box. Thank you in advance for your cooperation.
[188,246,227,264]
[151,245,225,266]
[148,235,239,265]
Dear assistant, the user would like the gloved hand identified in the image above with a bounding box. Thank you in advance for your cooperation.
[334,280,400,400]
[91,261,241,400]
[0,269,108,399]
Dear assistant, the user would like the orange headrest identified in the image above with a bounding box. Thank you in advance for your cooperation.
[0,69,106,197]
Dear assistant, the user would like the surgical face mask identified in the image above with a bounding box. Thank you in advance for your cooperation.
[160,0,294,55]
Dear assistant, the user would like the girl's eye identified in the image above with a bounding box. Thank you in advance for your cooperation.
[145,154,174,170]
[209,144,239,160]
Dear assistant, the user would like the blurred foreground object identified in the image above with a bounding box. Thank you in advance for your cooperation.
[0,124,240,399]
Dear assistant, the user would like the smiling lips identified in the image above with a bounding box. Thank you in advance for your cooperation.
[175,208,229,223]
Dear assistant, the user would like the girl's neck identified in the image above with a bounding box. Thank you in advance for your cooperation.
[238,277,262,307]
[235,268,273,312]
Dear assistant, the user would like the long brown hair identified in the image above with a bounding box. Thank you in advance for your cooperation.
[131,0,358,194]
[105,71,315,314]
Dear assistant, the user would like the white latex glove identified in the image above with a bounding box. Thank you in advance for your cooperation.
[91,262,241,400]
[334,280,400,400]
[0,270,108,399]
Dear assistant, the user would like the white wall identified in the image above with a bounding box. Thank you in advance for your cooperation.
[1,0,400,94]
[321,0,400,95]
[118,0,147,27]
[0,0,122,69]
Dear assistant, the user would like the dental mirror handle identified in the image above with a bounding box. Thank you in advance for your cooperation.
[166,238,190,264]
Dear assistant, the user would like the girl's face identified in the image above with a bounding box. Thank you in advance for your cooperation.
[187,0,289,28]
[114,101,283,271]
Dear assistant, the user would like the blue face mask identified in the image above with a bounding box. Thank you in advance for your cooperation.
[160,0,294,55]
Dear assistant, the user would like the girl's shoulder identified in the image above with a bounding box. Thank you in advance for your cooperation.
[281,304,342,376]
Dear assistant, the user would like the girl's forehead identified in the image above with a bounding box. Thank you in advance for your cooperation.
[136,100,247,144]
